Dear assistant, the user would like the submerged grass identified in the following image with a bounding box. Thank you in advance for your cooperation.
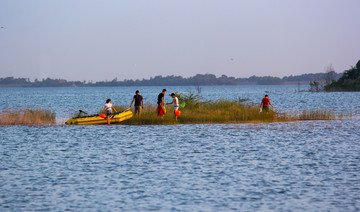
[0,109,56,126]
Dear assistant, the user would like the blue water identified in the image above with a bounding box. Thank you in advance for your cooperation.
[1,85,359,120]
[1,85,360,211]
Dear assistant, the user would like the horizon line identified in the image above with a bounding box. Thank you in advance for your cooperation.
[0,71,340,83]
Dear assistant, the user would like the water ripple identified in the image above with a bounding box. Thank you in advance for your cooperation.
[1,120,360,211]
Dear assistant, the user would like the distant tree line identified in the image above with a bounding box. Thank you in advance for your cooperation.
[0,77,85,87]
[324,60,360,91]
[283,71,341,82]
[309,64,338,92]
[0,72,342,88]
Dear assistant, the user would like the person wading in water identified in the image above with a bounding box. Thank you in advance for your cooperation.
[260,94,274,112]
[103,99,117,125]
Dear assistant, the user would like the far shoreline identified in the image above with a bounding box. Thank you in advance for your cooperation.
[0,82,312,88]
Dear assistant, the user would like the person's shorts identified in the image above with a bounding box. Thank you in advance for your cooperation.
[262,106,269,111]
[135,106,142,114]
[157,105,166,116]
[174,106,179,111]
[106,110,112,117]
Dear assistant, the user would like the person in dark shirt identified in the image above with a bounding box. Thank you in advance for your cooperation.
[157,89,167,117]
[130,90,144,118]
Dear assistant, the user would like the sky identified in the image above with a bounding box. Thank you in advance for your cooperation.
[0,0,359,82]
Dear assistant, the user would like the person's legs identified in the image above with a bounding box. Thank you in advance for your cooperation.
[106,110,111,125]
[158,104,166,118]
[135,106,141,118]
[161,105,166,114]
[262,106,269,112]
[161,106,165,119]
[174,106,179,121]
[157,105,161,116]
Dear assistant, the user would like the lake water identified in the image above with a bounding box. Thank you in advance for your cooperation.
[1,85,360,211]
[1,85,360,120]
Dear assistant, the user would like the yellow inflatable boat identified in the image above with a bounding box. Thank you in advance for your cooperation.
[65,110,133,125]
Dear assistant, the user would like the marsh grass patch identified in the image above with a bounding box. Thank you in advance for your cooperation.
[0,109,56,126]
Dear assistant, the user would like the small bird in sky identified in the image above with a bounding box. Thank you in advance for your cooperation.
[230,58,234,61]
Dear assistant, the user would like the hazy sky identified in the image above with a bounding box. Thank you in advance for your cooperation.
[1,0,359,81]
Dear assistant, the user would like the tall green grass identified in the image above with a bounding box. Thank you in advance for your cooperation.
[0,109,56,126]
[112,94,339,125]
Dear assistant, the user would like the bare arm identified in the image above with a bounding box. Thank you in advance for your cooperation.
[269,102,274,107]
[112,106,117,112]
[130,97,135,107]
[167,98,175,105]
[142,99,144,108]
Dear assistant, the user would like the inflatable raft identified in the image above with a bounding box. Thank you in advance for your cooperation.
[65,110,133,125]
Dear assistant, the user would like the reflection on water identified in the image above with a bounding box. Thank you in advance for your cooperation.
[1,120,359,211]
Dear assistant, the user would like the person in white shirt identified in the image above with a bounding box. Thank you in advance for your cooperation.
[103,99,117,125]
[166,93,180,121]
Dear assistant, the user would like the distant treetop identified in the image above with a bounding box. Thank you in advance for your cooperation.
[325,60,360,91]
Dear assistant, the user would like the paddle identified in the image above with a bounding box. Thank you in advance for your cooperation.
[114,107,131,115]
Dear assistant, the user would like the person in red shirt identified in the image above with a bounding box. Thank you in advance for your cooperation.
[261,95,274,112]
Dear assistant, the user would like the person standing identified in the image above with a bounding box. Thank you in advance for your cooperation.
[157,89,167,118]
[103,99,117,125]
[166,93,179,121]
[260,94,274,112]
[130,90,144,118]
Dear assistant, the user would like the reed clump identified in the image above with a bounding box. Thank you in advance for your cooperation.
[116,104,336,126]
[120,105,339,125]
[274,109,338,121]
[115,101,273,125]
[104,91,341,125]
[298,109,336,120]
[0,109,56,126]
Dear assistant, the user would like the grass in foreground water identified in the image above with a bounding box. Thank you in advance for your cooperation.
[0,109,56,126]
